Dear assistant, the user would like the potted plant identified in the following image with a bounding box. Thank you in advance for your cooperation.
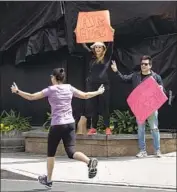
[0,110,31,138]
[0,110,31,152]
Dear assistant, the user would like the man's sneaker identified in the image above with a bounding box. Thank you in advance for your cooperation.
[38,175,52,189]
[88,158,98,178]
[87,128,97,135]
[155,150,162,158]
[105,128,112,135]
[136,151,148,158]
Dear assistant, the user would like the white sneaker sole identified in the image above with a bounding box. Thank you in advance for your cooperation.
[90,158,98,169]
[136,153,148,158]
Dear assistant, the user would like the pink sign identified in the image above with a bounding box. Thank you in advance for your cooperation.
[127,76,168,124]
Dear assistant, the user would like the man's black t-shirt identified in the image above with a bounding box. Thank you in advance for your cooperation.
[141,73,152,82]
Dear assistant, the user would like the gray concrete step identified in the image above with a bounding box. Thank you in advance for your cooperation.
[1,138,24,147]
[1,146,25,152]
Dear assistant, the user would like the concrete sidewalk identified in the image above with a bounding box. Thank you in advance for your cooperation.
[2,180,175,192]
[1,152,176,189]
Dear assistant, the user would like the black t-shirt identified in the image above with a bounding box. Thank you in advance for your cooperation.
[141,73,152,82]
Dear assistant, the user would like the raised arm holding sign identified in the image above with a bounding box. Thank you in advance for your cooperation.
[76,10,115,136]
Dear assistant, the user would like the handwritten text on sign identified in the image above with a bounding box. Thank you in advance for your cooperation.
[127,77,168,124]
[75,10,114,43]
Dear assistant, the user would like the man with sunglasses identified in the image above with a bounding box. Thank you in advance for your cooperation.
[111,55,163,158]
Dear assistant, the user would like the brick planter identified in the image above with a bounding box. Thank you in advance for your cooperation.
[23,130,176,157]
[1,130,25,152]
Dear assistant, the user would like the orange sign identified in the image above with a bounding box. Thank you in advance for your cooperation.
[74,10,114,43]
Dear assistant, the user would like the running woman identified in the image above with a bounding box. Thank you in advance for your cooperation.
[11,68,105,188]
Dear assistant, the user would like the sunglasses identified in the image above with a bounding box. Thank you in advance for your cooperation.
[95,46,103,48]
[141,63,149,66]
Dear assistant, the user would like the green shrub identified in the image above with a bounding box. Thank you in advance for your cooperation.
[111,110,137,134]
[43,112,51,131]
[97,109,150,134]
[0,110,31,133]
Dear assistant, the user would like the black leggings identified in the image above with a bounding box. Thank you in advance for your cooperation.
[48,123,75,158]
[84,82,110,129]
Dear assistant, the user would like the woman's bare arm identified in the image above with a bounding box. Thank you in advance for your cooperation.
[11,82,45,101]
[72,84,105,99]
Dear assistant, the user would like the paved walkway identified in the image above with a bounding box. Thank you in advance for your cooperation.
[1,152,176,189]
[2,179,175,192]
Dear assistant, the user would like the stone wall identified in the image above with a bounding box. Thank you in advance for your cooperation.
[23,130,176,157]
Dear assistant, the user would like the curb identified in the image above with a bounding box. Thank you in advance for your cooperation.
[1,167,176,190]
[1,169,35,181]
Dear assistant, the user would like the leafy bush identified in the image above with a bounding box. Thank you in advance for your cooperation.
[43,112,51,131]
[0,110,31,133]
[111,110,138,134]
[97,109,150,134]
[97,115,105,134]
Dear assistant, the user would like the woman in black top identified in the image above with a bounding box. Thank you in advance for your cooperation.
[82,32,115,135]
